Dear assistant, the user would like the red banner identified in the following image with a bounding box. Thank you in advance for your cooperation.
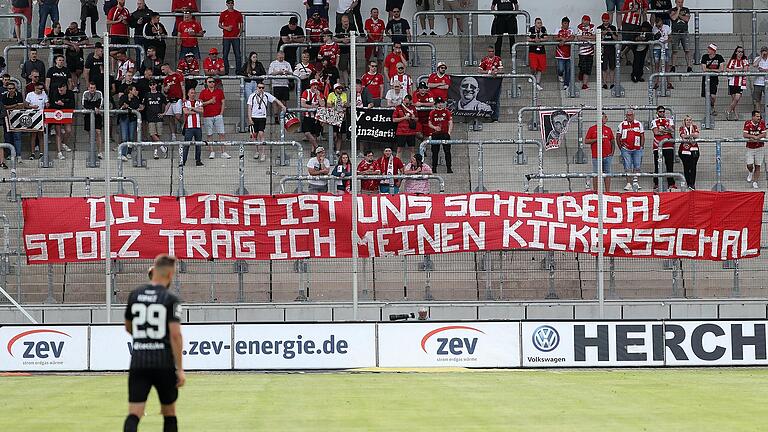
[21,191,763,264]
[43,109,74,124]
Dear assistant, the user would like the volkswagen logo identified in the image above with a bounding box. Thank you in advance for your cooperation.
[532,325,560,352]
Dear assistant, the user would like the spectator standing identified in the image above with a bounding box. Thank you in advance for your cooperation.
[64,22,88,92]
[443,0,467,35]
[700,43,725,115]
[301,79,323,153]
[268,51,294,114]
[307,146,331,192]
[44,22,67,58]
[38,0,60,40]
[240,52,266,98]
[336,0,364,32]
[319,57,340,92]
[247,82,286,161]
[620,0,647,64]
[606,0,620,25]
[203,48,225,85]
[1,82,30,162]
[134,66,153,97]
[319,31,340,67]
[385,0,404,21]
[81,82,104,159]
[390,63,413,93]
[428,97,453,173]
[412,82,434,139]
[357,150,381,194]
[427,62,451,101]
[161,63,184,140]
[47,82,75,159]
[199,77,229,159]
[142,46,163,75]
[650,0,672,26]
[306,12,330,60]
[12,0,32,42]
[384,42,407,79]
[744,110,766,189]
[416,0,435,36]
[305,0,330,20]
[528,17,548,91]
[117,85,141,160]
[327,83,349,151]
[142,80,168,159]
[143,12,168,62]
[176,52,199,91]
[294,50,316,91]
[130,0,153,47]
[726,46,750,121]
[331,152,353,194]
[678,115,699,189]
[585,113,616,192]
[377,147,404,193]
[80,0,99,38]
[219,0,243,75]
[669,0,692,72]
[84,42,105,93]
[599,13,619,90]
[355,79,373,108]
[393,94,419,159]
[617,109,645,190]
[25,71,43,95]
[361,61,385,106]
[181,87,204,166]
[279,17,306,72]
[479,46,504,75]
[753,47,768,112]
[491,0,518,55]
[25,82,47,159]
[170,0,198,36]
[46,55,70,93]
[336,15,356,84]
[365,8,386,66]
[106,0,131,49]
[555,17,574,90]
[386,7,411,59]
[651,106,675,190]
[651,17,672,90]
[403,153,432,194]
[631,21,653,82]
[177,10,204,60]
[21,49,46,83]
[576,15,596,90]
[385,81,407,106]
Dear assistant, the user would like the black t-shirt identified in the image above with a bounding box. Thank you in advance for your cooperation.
[11,0,30,7]
[143,92,167,122]
[702,54,725,71]
[528,26,547,54]
[335,25,356,55]
[671,7,690,33]
[85,53,105,86]
[652,0,672,20]
[119,94,142,120]
[600,24,618,52]
[277,24,305,51]
[386,18,410,44]
[124,284,182,370]
[492,0,518,11]
[49,90,75,109]
[1,91,22,107]
[46,65,69,90]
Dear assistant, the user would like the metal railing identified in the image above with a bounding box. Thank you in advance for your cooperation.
[0,13,31,40]
[4,43,145,71]
[412,10,531,66]
[280,175,445,194]
[279,41,438,71]
[2,176,139,198]
[524,172,688,192]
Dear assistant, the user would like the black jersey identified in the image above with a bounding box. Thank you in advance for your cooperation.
[124,284,182,370]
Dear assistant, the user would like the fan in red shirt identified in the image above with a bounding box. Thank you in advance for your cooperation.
[393,95,419,160]
[428,97,454,173]
[162,63,184,101]
[357,150,382,194]
[384,42,407,78]
[203,48,225,87]
[743,110,767,188]
[219,0,243,75]
[177,53,200,76]
[376,147,405,193]
[171,0,198,34]
[178,10,204,59]
[585,113,616,191]
[365,8,386,63]
[411,82,434,137]
[306,12,329,58]
[106,0,131,46]
[360,62,385,104]
[427,62,451,101]
[479,46,504,74]
[318,32,340,66]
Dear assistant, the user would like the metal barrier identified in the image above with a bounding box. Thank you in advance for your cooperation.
[0,144,18,201]
[649,71,768,130]
[279,41,438,72]
[180,75,258,133]
[0,13,31,40]
[412,10,531,66]
[4,43,145,71]
[1,176,139,197]
[280,175,446,194]
[118,141,303,196]
[517,105,676,165]
[524,172,688,192]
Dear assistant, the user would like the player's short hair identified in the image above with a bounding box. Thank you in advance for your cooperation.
[152,255,177,279]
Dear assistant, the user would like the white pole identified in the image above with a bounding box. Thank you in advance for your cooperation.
[0,285,38,324]
[104,33,113,323]
[350,31,359,321]
[595,28,605,319]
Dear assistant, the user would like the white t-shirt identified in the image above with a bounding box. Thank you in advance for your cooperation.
[336,0,354,14]
[652,24,671,49]
[268,60,293,88]
[247,91,277,118]
[25,91,48,111]
[754,56,768,86]
[385,88,407,107]
[306,157,331,186]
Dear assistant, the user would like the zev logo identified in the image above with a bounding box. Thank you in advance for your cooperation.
[532,325,560,352]
[420,326,485,355]
[6,329,71,358]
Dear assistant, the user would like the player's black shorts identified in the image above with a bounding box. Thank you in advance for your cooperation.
[128,368,178,405]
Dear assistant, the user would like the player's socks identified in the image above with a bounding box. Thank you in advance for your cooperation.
[164,415,178,432]
[123,414,140,432]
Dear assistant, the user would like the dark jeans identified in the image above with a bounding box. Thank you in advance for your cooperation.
[4,130,21,157]
[632,49,648,81]
[222,38,242,75]
[183,127,202,164]
[38,3,60,39]
[80,4,98,37]
[653,148,676,188]
[679,149,699,188]
[119,118,137,156]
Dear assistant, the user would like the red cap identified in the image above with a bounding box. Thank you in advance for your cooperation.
[601,13,610,21]
[582,15,591,22]
[209,48,218,55]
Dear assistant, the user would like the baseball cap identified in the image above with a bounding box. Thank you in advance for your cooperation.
[315,146,325,153]
[437,61,447,68]
[418,81,428,89]
[708,43,718,51]
[185,52,195,57]
[333,83,344,90]
[310,79,320,86]
[601,12,610,21]
[209,48,218,55]
[582,15,590,22]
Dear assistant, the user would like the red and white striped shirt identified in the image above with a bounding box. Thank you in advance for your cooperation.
[679,124,700,153]
[183,99,203,128]
[618,120,644,150]
[301,89,320,117]
[727,58,750,88]
[577,24,595,56]
[622,0,648,26]
[651,117,675,149]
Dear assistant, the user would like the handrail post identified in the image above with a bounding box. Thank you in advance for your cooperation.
[568,46,578,98]
[117,143,126,194]
[240,77,247,133]
[712,140,725,191]
[657,142,667,192]
[236,142,248,195]
[647,74,655,112]
[704,74,713,129]
[693,12,701,64]
[511,42,519,98]
[40,125,52,168]
[177,143,186,197]
[574,110,586,164]
[752,11,758,60]
[612,41,624,97]
[87,112,98,168]
[474,142,486,192]
[530,77,538,129]
[132,111,146,168]
[278,112,289,166]
[466,12,475,66]
[660,47,668,96]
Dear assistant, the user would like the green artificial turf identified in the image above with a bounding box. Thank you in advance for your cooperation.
[1,368,767,431]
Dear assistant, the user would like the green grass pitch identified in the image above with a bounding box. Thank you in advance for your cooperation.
[1,368,767,431]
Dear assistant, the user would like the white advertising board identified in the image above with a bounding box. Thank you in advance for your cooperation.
[663,321,768,366]
[0,326,88,371]
[378,322,520,368]
[90,325,233,371]
[233,324,376,369]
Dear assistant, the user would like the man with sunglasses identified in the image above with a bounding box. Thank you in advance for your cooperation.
[247,83,286,161]
[385,7,411,60]
[651,106,676,190]
[306,11,330,59]
[427,62,451,101]
[361,61,384,107]
[199,77,229,160]
[390,62,413,94]
[479,46,504,75]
